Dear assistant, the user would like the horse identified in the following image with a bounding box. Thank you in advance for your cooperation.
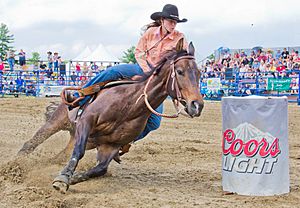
[18,39,204,193]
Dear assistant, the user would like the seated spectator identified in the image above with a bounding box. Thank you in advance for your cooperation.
[252,59,260,70]
[70,71,77,85]
[79,74,87,86]
[259,60,266,72]
[57,75,65,85]
[15,76,25,92]
[39,61,47,71]
[276,62,286,77]
[45,68,53,79]
[91,62,99,72]
[293,51,300,63]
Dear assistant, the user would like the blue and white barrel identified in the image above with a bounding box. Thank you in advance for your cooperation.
[221,96,289,196]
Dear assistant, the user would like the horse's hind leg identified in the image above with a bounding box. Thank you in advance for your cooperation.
[18,103,72,156]
[51,130,76,163]
[69,144,120,185]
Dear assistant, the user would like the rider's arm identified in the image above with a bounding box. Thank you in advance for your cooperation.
[135,31,152,73]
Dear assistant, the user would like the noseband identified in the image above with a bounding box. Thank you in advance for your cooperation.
[137,54,195,118]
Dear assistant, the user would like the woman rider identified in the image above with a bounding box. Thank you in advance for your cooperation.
[65,4,188,144]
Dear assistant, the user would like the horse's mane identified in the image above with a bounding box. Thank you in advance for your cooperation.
[139,49,191,82]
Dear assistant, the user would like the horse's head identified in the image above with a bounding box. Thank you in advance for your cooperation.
[167,39,204,117]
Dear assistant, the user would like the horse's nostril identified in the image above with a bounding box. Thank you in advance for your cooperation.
[190,100,204,115]
[191,101,199,111]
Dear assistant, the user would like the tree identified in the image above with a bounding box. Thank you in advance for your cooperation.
[0,23,14,60]
[121,46,137,64]
[28,52,41,66]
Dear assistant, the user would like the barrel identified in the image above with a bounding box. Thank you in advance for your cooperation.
[221,96,289,196]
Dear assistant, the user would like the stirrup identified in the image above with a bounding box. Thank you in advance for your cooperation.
[60,87,84,107]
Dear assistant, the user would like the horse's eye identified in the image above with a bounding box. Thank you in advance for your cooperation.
[176,69,184,76]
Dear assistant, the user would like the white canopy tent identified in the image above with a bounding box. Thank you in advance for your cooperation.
[72,46,92,61]
[83,44,119,63]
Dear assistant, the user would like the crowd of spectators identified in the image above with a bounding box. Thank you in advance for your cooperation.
[200,47,300,96]
[201,48,300,79]
[0,49,119,96]
[1,47,300,97]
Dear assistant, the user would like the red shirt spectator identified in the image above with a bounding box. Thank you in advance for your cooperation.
[75,62,81,74]
[276,64,286,72]
[0,61,4,71]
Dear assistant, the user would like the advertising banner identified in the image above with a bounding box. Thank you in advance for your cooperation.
[267,78,291,91]
[222,96,289,196]
[44,86,68,97]
[207,78,221,91]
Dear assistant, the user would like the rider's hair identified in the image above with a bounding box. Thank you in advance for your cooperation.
[141,19,161,34]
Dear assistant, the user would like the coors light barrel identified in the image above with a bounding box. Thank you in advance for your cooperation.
[222,96,289,196]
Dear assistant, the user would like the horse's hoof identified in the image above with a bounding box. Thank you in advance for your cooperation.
[52,175,69,194]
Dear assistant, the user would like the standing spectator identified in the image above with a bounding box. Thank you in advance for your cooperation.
[82,62,89,74]
[0,58,4,75]
[53,52,59,73]
[275,49,281,60]
[7,49,15,72]
[281,48,289,59]
[47,51,53,70]
[75,62,81,75]
[18,49,26,69]
[266,49,273,62]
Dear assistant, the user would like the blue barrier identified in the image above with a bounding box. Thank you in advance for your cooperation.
[1,68,299,105]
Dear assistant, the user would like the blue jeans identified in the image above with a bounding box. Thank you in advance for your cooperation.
[54,61,59,72]
[48,62,53,69]
[8,58,14,71]
[76,63,163,142]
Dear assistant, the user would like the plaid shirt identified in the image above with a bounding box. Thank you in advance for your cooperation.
[135,26,187,72]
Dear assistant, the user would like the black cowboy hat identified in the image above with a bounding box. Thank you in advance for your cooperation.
[151,4,187,23]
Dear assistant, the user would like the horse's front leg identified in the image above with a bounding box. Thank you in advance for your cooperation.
[70,144,120,185]
[52,120,91,193]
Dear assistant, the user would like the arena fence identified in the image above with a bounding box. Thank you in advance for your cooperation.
[1,62,299,105]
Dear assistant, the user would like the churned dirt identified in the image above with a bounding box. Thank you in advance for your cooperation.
[0,97,299,208]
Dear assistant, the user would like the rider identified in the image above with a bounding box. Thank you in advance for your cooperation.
[65,4,188,143]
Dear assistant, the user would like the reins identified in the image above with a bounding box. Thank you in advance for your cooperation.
[137,55,195,118]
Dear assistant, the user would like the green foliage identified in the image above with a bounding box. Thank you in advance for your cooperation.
[121,46,137,63]
[28,52,41,65]
[0,23,14,60]
[207,53,215,60]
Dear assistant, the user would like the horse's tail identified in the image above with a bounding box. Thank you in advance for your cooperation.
[18,101,72,156]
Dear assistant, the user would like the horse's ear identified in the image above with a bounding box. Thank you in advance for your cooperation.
[176,38,184,52]
[188,42,195,56]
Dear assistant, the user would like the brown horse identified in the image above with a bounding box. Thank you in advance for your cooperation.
[19,40,204,193]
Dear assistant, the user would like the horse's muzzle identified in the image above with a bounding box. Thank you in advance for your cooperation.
[187,100,204,117]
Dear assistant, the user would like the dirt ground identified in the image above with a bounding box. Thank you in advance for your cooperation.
[0,97,299,208]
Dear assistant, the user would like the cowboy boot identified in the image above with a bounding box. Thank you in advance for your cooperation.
[113,143,132,164]
[119,143,132,156]
[64,90,80,109]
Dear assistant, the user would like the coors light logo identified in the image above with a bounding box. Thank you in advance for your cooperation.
[222,122,281,174]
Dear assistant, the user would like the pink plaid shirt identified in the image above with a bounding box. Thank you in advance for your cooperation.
[135,26,187,72]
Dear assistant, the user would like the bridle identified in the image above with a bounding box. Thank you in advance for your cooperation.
[136,54,196,118]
